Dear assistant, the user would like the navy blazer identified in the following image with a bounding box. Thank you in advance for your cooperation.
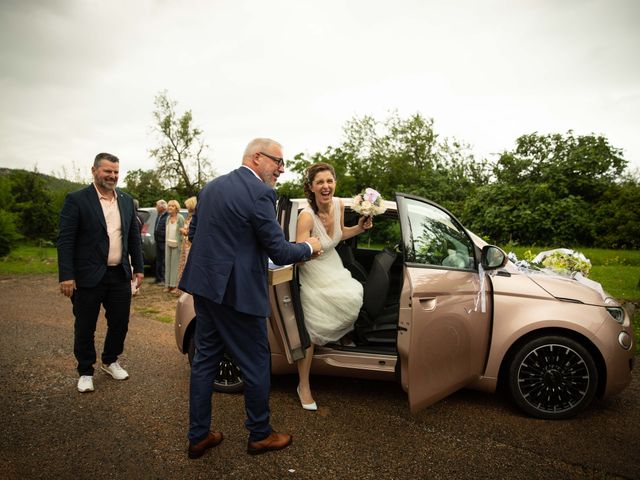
[57,185,144,288]
[179,167,311,317]
[154,211,168,243]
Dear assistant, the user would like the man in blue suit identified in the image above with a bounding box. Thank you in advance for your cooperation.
[179,138,322,458]
[58,152,144,393]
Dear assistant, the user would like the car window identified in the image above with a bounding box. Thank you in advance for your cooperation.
[138,210,151,223]
[348,211,400,251]
[401,198,474,269]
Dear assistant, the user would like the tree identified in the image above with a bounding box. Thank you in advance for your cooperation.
[0,175,12,208]
[122,168,173,207]
[0,177,19,256]
[275,118,634,249]
[467,131,630,246]
[462,183,594,246]
[493,131,626,202]
[593,177,640,249]
[0,210,20,257]
[149,91,214,197]
[278,112,489,216]
[8,170,57,242]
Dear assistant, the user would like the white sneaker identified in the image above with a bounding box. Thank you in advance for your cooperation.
[101,361,129,380]
[77,375,94,393]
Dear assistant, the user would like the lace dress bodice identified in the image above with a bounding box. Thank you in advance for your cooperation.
[301,197,342,252]
[298,198,363,346]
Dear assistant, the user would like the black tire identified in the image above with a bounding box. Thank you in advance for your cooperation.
[187,333,245,394]
[507,335,598,420]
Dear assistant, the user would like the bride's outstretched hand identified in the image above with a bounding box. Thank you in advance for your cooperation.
[359,216,373,231]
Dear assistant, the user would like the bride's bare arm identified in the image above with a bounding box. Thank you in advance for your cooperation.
[340,200,371,240]
[296,211,314,243]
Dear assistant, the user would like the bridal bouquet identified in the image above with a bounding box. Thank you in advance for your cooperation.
[352,188,386,217]
[533,248,592,276]
[509,248,592,277]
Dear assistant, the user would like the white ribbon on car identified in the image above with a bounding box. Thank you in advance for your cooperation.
[474,262,486,313]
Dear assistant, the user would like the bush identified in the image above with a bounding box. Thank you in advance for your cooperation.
[594,181,640,249]
[0,210,21,257]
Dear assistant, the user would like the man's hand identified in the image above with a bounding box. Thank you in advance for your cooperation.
[135,273,144,288]
[59,279,76,298]
[307,236,323,257]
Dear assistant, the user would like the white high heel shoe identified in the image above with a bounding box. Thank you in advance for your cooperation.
[297,386,318,411]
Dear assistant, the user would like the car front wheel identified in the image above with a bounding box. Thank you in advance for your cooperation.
[187,334,245,393]
[508,335,598,419]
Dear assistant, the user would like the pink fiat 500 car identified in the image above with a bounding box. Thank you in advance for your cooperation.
[175,194,635,419]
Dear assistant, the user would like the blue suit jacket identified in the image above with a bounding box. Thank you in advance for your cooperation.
[179,167,311,317]
[57,185,144,288]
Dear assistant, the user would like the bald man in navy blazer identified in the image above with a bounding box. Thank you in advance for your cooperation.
[179,138,321,458]
[58,152,144,394]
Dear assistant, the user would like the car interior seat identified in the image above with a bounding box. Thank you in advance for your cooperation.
[355,248,399,344]
[336,242,368,284]
[441,249,470,268]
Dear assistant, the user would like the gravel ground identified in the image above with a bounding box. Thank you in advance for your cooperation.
[1,274,639,480]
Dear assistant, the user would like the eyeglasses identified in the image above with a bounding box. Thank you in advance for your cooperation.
[259,151,285,168]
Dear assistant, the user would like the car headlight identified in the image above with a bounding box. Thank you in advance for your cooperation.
[606,307,625,324]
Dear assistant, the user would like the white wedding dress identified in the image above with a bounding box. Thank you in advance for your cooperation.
[298,198,364,345]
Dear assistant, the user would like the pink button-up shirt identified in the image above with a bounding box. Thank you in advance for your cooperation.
[93,184,122,266]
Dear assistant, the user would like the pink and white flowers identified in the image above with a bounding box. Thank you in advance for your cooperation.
[352,188,386,217]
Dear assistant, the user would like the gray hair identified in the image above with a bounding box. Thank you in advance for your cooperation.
[156,199,167,209]
[242,138,281,162]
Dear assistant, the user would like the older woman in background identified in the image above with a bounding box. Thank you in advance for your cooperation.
[164,199,184,293]
[176,196,197,291]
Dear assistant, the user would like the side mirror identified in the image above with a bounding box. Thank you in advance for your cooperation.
[481,245,508,270]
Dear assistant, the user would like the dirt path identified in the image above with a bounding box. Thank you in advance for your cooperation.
[1,274,638,479]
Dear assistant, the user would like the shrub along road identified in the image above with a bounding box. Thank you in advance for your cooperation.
[1,274,638,479]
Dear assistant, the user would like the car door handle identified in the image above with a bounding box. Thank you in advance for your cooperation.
[418,297,436,311]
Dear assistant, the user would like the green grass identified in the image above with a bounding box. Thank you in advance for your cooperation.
[0,245,58,274]
[133,307,173,323]
[579,248,640,267]
[590,265,640,301]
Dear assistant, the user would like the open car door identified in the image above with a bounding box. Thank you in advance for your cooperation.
[395,194,492,413]
[267,196,311,363]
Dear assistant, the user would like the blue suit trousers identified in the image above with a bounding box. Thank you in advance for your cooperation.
[189,295,273,444]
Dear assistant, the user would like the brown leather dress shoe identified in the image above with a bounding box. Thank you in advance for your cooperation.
[188,431,224,459]
[247,432,292,455]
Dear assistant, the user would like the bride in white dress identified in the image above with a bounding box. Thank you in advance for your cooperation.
[295,162,373,410]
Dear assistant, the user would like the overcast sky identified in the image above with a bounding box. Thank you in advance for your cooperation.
[1,0,639,187]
